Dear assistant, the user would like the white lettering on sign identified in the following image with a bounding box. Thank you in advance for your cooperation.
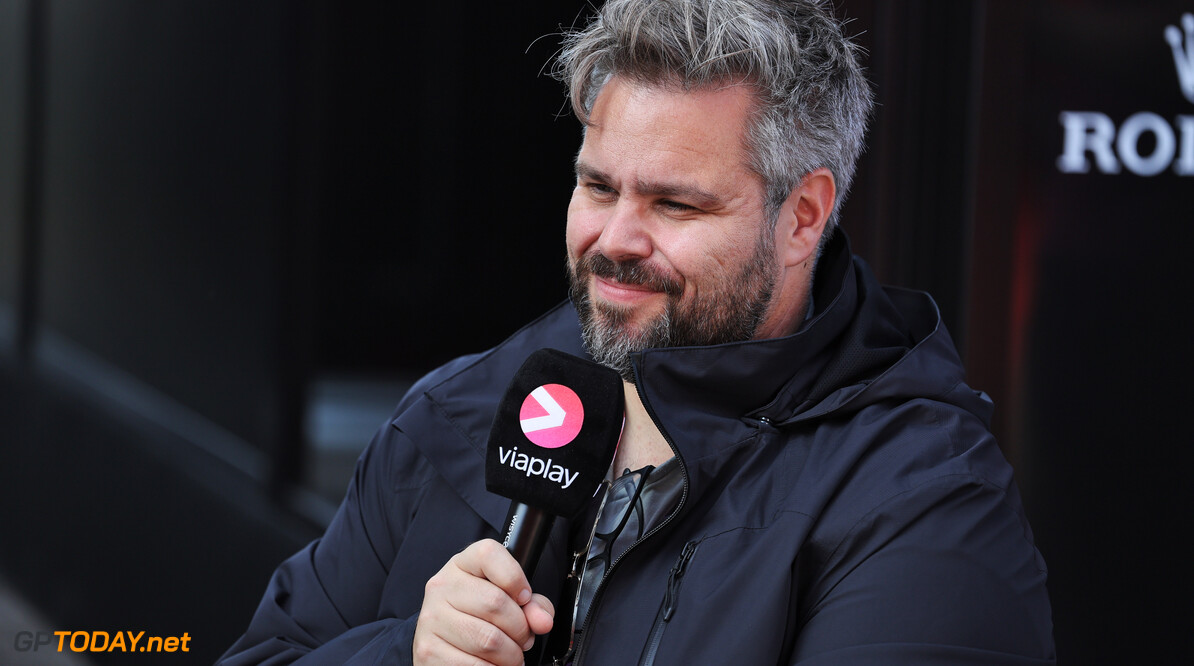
[1057,112,1194,176]
[497,446,580,489]
[1057,14,1194,177]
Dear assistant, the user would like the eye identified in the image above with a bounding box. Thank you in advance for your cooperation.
[660,199,697,213]
[585,182,618,201]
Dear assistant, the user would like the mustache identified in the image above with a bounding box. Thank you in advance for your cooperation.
[576,252,683,296]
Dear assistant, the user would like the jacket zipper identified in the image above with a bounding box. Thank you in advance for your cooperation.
[564,380,690,666]
[637,540,700,666]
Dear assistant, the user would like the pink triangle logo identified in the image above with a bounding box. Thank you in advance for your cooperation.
[519,384,584,448]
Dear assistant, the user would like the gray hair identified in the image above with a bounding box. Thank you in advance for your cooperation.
[555,0,873,235]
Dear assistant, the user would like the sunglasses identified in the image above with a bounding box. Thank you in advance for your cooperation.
[550,465,653,665]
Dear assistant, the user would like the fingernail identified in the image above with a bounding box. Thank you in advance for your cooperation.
[523,637,535,651]
[517,588,532,605]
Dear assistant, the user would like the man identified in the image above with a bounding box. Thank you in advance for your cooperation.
[222,1,1055,664]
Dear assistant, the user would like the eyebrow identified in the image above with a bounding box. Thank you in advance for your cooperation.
[575,161,726,209]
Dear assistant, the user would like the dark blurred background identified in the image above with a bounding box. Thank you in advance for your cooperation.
[1,1,1191,663]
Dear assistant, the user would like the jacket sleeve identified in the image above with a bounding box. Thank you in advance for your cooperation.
[217,417,433,665]
[788,475,1056,665]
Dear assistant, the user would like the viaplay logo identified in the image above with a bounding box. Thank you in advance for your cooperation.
[518,384,584,448]
[1057,12,1194,176]
[493,384,586,490]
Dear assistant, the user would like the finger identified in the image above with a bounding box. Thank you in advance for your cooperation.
[424,605,528,666]
[411,628,504,666]
[523,594,555,636]
[453,539,533,606]
[441,573,536,649]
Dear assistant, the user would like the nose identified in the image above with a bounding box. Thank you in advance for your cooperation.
[595,201,653,262]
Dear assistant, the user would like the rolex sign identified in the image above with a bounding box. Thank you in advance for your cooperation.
[1056,12,1194,175]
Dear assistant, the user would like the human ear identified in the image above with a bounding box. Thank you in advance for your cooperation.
[776,167,835,268]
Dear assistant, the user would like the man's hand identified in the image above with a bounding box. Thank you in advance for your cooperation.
[413,539,555,665]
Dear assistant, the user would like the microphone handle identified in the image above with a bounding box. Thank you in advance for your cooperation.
[501,502,555,580]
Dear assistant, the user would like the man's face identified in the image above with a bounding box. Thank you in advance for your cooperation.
[566,77,783,382]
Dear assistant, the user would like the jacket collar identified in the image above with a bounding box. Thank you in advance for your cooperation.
[631,231,857,429]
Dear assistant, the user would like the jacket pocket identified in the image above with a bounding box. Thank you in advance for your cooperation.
[637,540,700,666]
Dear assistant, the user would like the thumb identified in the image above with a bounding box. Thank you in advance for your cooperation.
[523,593,555,635]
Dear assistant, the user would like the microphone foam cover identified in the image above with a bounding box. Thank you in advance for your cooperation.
[486,348,624,518]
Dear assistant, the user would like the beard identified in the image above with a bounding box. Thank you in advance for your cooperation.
[568,229,778,383]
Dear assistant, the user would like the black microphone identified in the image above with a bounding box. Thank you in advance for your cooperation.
[485,348,624,579]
